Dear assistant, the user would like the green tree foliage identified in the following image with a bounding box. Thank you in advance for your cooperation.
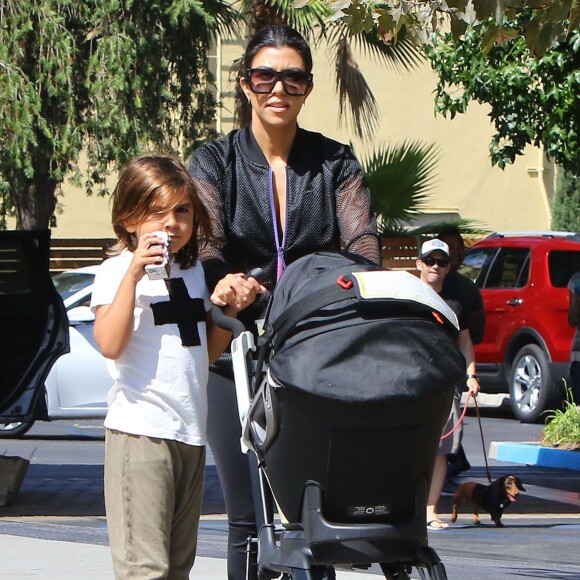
[423,21,579,173]
[318,0,578,57]
[306,1,578,171]
[552,170,580,232]
[0,0,239,230]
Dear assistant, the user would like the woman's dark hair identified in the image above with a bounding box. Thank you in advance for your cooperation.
[243,25,313,72]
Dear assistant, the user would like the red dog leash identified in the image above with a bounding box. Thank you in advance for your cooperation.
[440,391,472,440]
[440,391,493,483]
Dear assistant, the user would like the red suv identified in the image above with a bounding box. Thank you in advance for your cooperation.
[459,232,580,422]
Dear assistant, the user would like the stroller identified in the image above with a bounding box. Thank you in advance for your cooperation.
[215,251,465,580]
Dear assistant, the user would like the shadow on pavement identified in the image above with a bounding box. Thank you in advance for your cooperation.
[438,465,580,516]
[1,462,577,520]
[0,464,225,518]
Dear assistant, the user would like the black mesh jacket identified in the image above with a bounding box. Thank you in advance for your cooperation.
[188,125,380,326]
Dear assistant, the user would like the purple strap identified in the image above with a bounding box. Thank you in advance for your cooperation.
[268,168,286,282]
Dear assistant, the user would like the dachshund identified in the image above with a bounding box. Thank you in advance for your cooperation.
[450,475,526,527]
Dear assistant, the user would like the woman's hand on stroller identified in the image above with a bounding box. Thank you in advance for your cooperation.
[211,271,267,314]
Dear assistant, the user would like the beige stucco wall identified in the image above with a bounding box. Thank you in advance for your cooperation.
[52,168,115,238]
[36,34,555,238]
[297,45,555,233]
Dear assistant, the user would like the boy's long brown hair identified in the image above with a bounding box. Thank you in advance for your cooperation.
[109,154,213,268]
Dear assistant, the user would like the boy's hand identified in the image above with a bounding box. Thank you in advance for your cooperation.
[128,232,169,282]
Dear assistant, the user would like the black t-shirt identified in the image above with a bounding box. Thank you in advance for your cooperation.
[439,286,468,331]
[443,271,486,344]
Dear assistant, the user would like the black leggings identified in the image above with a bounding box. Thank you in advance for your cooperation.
[207,372,258,580]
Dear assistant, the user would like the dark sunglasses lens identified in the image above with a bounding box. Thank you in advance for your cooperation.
[249,69,277,93]
[424,257,449,267]
[282,71,310,95]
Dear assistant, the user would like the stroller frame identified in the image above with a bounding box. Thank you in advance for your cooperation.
[214,312,448,580]
[213,260,460,580]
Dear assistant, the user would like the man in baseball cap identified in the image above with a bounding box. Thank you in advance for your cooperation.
[416,237,480,531]
[419,238,450,259]
[417,239,451,290]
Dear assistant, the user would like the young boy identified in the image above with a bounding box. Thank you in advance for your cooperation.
[91,154,262,579]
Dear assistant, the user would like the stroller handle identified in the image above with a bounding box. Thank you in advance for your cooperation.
[211,304,246,337]
[210,268,268,338]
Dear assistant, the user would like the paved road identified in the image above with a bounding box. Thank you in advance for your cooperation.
[1,408,579,579]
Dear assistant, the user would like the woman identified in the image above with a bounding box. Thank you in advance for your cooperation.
[188,25,380,580]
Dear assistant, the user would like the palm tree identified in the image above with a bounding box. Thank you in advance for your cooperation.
[360,140,439,234]
[232,0,423,139]
[359,141,487,236]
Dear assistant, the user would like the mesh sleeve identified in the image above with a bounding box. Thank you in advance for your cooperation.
[188,154,233,292]
[336,169,381,265]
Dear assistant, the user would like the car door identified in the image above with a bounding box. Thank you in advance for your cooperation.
[476,246,531,364]
[0,230,69,424]
[46,294,111,414]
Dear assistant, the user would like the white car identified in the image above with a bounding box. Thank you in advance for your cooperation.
[0,264,111,438]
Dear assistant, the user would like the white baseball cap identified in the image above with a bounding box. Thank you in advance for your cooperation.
[420,239,450,258]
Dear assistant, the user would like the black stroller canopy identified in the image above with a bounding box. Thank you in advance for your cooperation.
[262,251,464,404]
[247,250,465,553]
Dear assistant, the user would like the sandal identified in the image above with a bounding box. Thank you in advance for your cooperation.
[427,519,450,531]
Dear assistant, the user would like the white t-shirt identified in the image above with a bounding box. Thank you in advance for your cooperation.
[90,251,211,445]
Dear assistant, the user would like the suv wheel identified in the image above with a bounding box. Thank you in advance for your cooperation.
[508,344,559,423]
[0,418,35,438]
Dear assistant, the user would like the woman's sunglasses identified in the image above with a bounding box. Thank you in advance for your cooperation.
[245,68,313,96]
[422,256,450,268]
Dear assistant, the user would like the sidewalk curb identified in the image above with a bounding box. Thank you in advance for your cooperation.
[490,441,580,471]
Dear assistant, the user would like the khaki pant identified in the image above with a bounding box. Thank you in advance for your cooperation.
[105,430,205,579]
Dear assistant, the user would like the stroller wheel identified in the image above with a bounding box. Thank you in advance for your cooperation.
[379,562,412,579]
[312,566,336,580]
[277,566,336,580]
[414,563,448,580]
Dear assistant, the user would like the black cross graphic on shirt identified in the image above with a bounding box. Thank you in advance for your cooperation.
[151,278,206,346]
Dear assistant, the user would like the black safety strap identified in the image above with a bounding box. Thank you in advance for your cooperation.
[265,283,357,350]
[253,280,358,388]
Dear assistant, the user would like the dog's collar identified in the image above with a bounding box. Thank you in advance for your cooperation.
[488,492,506,511]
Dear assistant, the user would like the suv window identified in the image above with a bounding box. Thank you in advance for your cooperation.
[484,248,530,289]
[459,247,496,286]
[548,250,580,288]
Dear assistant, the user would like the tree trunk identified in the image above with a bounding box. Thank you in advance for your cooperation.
[12,170,58,231]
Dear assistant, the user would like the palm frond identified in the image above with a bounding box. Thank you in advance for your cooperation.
[335,39,380,140]
[271,0,330,33]
[198,0,245,38]
[359,140,440,233]
[326,25,424,72]
[240,0,329,36]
